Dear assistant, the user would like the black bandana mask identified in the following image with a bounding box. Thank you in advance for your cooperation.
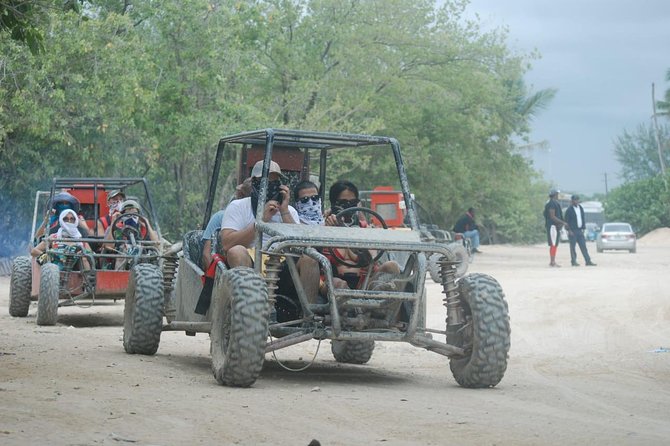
[251,178,283,216]
[331,198,360,225]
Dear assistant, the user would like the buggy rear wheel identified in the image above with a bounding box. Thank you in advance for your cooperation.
[210,267,269,387]
[9,256,32,317]
[36,263,60,326]
[123,263,164,355]
[331,340,375,364]
[448,273,510,388]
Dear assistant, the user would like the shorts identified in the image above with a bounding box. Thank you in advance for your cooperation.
[546,226,560,247]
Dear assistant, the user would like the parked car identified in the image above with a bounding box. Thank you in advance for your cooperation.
[585,222,599,242]
[596,222,636,253]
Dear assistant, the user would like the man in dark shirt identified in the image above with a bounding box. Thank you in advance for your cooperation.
[564,194,596,267]
[543,189,567,267]
[453,207,482,254]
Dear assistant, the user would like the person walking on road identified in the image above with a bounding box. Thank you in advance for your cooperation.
[564,194,596,267]
[544,189,567,267]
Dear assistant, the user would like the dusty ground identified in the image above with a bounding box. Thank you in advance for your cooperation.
[1,233,670,446]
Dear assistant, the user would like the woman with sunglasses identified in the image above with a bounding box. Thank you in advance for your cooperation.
[31,209,92,270]
[321,180,400,292]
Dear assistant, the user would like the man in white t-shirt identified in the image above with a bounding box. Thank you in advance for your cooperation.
[220,160,320,304]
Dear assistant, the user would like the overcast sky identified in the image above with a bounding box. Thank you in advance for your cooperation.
[464,0,670,195]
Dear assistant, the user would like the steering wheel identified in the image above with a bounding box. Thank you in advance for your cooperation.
[332,207,388,268]
[110,213,148,243]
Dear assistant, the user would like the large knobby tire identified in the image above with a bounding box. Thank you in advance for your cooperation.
[123,263,164,355]
[36,263,60,326]
[448,273,510,388]
[9,256,32,317]
[331,340,375,364]
[210,267,270,387]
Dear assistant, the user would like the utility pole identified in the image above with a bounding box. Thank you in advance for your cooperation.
[603,172,608,196]
[651,83,668,189]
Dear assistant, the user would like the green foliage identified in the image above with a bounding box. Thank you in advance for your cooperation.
[603,174,670,236]
[614,123,670,182]
[1,0,557,253]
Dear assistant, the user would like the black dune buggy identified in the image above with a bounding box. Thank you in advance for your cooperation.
[122,129,510,388]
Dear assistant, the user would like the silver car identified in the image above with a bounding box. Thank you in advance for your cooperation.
[596,222,636,253]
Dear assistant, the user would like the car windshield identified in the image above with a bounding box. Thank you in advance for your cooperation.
[603,224,632,232]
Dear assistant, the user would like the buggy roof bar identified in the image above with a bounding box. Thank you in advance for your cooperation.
[52,177,149,189]
[217,128,394,150]
[204,128,415,232]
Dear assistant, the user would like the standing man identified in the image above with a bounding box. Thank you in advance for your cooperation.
[564,194,596,267]
[544,189,567,267]
[453,207,482,254]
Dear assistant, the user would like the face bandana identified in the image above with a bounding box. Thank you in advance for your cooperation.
[56,209,83,243]
[296,198,324,225]
[331,198,360,225]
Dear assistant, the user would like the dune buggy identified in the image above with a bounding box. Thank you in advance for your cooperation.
[123,129,510,388]
[8,178,178,326]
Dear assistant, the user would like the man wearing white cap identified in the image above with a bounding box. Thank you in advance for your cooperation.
[219,160,319,304]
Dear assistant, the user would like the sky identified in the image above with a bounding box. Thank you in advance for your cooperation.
[463,0,670,196]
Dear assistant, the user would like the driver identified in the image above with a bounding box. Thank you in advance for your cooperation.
[107,199,159,242]
[322,180,400,292]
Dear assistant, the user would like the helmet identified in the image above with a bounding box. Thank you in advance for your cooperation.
[120,199,141,213]
[49,192,80,213]
[107,189,125,201]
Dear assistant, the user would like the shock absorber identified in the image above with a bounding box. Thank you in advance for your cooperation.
[264,254,282,310]
[439,255,464,328]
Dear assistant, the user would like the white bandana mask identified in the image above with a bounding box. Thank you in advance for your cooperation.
[296,198,324,225]
[56,209,82,240]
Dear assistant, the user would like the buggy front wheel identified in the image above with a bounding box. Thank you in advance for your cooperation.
[36,263,60,326]
[9,256,32,317]
[123,263,164,355]
[210,267,270,387]
[448,273,510,388]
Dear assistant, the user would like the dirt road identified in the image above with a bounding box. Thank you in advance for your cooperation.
[2,236,670,445]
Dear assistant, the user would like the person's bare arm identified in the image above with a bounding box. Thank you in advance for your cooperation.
[549,209,566,227]
[31,239,47,257]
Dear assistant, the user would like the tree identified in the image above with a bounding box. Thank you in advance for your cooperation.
[604,174,670,236]
[657,68,670,117]
[614,123,670,183]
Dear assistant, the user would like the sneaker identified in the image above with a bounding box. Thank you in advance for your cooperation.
[571,262,580,267]
[585,262,597,266]
[549,262,561,267]
[473,249,483,254]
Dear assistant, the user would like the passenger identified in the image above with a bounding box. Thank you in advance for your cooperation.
[201,177,252,271]
[35,191,90,242]
[322,180,400,293]
[31,209,92,270]
[220,160,320,302]
[293,180,323,225]
[96,189,125,237]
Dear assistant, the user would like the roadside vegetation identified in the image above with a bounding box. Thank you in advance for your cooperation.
[0,1,667,253]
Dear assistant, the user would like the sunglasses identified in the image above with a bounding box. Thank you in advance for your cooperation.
[62,216,76,222]
[334,199,359,209]
[298,194,320,204]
